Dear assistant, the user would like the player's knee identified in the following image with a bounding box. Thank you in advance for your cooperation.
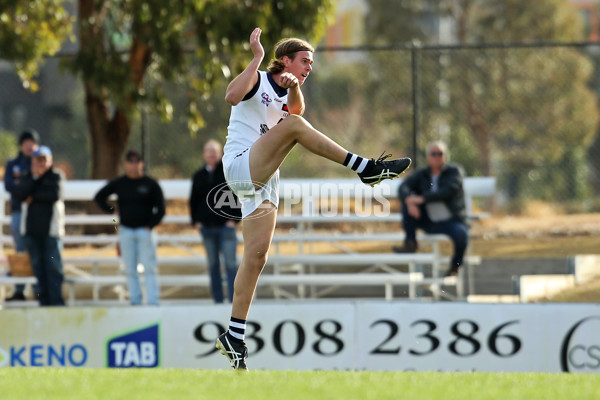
[247,249,268,269]
[283,114,310,132]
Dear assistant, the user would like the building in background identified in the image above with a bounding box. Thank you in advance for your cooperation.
[320,0,456,51]
[572,0,600,41]
[322,0,368,47]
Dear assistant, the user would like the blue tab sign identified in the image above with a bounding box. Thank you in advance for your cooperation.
[106,323,160,368]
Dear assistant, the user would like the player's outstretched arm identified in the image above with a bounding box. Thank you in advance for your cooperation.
[225,27,264,106]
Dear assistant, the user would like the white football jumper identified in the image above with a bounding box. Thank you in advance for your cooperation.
[223,70,289,218]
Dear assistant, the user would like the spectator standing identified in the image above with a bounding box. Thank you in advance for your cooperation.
[3,130,40,301]
[94,150,165,306]
[190,139,241,303]
[393,141,469,277]
[13,145,66,306]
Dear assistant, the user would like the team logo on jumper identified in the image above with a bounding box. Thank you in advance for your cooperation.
[282,104,288,112]
[561,316,600,372]
[107,323,160,368]
[261,92,272,106]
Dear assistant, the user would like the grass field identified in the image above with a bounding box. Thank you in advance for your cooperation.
[1,369,599,400]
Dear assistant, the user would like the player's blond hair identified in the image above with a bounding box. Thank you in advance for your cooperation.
[267,38,314,74]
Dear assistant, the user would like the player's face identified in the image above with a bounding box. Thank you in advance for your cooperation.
[285,51,313,85]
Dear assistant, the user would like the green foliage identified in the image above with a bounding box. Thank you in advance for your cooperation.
[365,0,454,45]
[471,0,584,42]
[446,1,598,203]
[364,0,599,207]
[0,0,73,90]
[70,0,336,127]
[3,0,336,178]
[129,79,233,179]
[49,83,91,178]
[0,131,18,169]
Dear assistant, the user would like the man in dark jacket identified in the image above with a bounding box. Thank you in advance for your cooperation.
[94,149,165,306]
[13,145,66,306]
[3,130,40,301]
[190,139,241,303]
[393,141,469,276]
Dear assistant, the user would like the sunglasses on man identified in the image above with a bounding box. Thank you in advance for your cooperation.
[429,151,444,157]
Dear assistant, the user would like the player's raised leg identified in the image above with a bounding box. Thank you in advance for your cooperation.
[249,115,346,185]
[249,114,411,188]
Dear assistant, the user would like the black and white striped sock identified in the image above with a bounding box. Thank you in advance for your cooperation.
[228,317,247,342]
[343,152,372,173]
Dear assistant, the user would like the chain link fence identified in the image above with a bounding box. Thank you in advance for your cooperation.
[1,42,600,214]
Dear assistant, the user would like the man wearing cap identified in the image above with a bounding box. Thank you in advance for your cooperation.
[13,145,66,306]
[3,130,40,302]
[94,150,165,306]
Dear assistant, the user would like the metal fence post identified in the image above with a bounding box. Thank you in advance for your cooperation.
[140,104,150,173]
[411,41,421,168]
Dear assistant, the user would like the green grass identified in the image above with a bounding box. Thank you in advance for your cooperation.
[1,369,599,400]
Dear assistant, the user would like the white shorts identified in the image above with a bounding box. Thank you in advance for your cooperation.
[223,147,279,219]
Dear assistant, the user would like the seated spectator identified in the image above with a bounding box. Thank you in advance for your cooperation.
[14,145,66,306]
[393,141,468,277]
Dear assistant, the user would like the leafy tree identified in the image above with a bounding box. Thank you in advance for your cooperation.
[0,0,72,91]
[365,0,453,46]
[3,0,336,179]
[365,0,598,205]
[447,0,597,203]
[0,131,18,168]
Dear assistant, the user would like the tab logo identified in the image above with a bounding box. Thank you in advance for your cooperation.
[106,323,160,368]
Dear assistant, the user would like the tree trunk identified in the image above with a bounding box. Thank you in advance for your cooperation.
[86,89,130,179]
[78,0,151,236]
[453,0,491,176]
[79,0,150,180]
[466,97,491,176]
